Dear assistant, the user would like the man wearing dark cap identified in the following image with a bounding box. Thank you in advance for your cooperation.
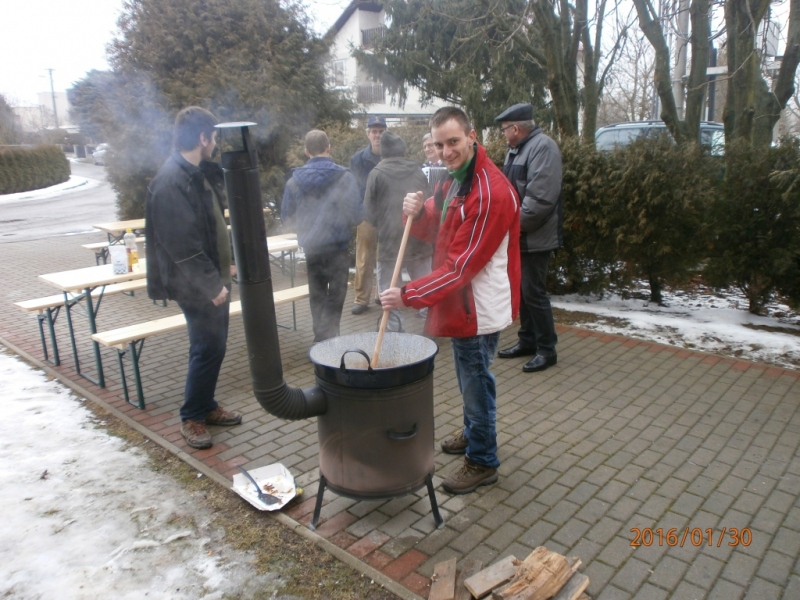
[350,116,387,315]
[494,102,563,373]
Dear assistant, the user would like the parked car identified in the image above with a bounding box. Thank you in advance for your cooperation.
[92,143,109,165]
[595,121,725,155]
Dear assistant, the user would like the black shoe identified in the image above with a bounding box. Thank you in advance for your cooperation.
[523,354,557,373]
[497,343,537,359]
[351,303,369,315]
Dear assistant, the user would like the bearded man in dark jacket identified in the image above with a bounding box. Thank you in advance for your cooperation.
[282,129,362,342]
[364,131,433,331]
[145,107,242,450]
[494,103,563,374]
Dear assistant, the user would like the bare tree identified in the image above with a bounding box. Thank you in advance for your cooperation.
[631,0,799,148]
[598,25,657,124]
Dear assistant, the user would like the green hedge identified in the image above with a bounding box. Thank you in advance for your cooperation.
[550,138,800,313]
[0,145,70,195]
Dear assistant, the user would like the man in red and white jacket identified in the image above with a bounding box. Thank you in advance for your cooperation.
[381,107,521,494]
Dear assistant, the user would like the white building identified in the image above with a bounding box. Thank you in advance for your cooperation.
[12,92,76,133]
[327,0,442,125]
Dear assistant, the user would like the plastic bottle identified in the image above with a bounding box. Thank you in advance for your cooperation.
[123,228,139,273]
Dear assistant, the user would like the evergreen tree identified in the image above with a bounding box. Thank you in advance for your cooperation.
[356,0,627,139]
[67,70,116,143]
[0,94,19,145]
[73,0,352,218]
[705,140,800,314]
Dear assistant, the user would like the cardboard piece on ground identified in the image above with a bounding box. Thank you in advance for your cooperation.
[493,548,580,600]
[231,463,296,511]
[551,572,590,600]
[429,557,458,600]
[455,558,484,600]
[464,555,519,598]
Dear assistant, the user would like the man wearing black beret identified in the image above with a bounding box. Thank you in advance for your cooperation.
[494,102,563,372]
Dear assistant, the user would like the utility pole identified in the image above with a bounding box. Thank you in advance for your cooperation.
[46,68,59,130]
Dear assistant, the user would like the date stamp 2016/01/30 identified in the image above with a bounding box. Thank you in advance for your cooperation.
[630,527,752,547]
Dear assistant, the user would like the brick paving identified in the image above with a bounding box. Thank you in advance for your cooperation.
[2,232,799,599]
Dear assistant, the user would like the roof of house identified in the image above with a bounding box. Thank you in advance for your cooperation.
[329,0,383,35]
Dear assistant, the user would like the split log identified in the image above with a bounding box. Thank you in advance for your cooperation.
[455,559,485,600]
[492,547,580,600]
[551,572,590,600]
[464,555,519,598]
[429,557,457,600]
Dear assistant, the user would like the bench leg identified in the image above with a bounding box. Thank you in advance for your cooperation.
[94,247,109,266]
[64,288,105,388]
[36,307,60,366]
[129,339,146,409]
[117,339,146,409]
[64,295,82,376]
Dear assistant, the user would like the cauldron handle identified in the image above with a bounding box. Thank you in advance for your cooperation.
[340,349,374,373]
[387,424,417,440]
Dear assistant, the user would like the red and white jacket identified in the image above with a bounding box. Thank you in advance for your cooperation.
[401,144,521,338]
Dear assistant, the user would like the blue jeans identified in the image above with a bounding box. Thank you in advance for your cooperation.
[452,332,500,468]
[518,251,558,356]
[177,291,230,422]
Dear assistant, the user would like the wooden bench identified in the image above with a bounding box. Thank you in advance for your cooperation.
[92,285,311,408]
[14,279,148,367]
[82,237,145,265]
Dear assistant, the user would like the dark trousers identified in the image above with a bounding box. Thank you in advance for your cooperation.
[177,291,230,422]
[307,249,350,342]
[518,251,558,356]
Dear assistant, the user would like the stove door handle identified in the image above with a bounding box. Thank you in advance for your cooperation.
[340,348,374,373]
[387,424,417,440]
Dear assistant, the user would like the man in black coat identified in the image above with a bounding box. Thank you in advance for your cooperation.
[494,102,563,373]
[145,107,242,450]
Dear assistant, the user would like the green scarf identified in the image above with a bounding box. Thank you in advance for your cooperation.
[441,149,475,223]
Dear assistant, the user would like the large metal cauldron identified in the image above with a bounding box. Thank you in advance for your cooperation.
[309,332,438,499]
[219,122,443,530]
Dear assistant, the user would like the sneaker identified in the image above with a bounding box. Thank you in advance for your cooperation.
[181,420,213,449]
[442,458,498,495]
[206,407,242,426]
[351,303,369,315]
[441,430,468,454]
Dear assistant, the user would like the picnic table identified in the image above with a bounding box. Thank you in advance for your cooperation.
[38,263,147,387]
[93,219,146,244]
[93,209,270,242]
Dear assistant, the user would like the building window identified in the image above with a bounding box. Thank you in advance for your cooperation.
[361,26,386,49]
[357,83,385,104]
[330,60,346,88]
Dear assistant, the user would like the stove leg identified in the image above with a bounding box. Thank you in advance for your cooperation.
[309,475,327,531]
[426,475,445,529]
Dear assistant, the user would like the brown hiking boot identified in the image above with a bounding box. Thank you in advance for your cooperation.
[441,430,468,454]
[442,458,498,494]
[206,407,242,426]
[181,420,212,449]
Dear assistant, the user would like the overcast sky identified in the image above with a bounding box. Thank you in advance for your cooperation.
[0,0,349,106]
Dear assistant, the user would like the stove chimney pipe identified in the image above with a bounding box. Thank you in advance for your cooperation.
[217,122,326,420]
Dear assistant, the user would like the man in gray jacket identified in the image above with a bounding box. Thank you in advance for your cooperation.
[494,103,563,372]
[364,131,432,331]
